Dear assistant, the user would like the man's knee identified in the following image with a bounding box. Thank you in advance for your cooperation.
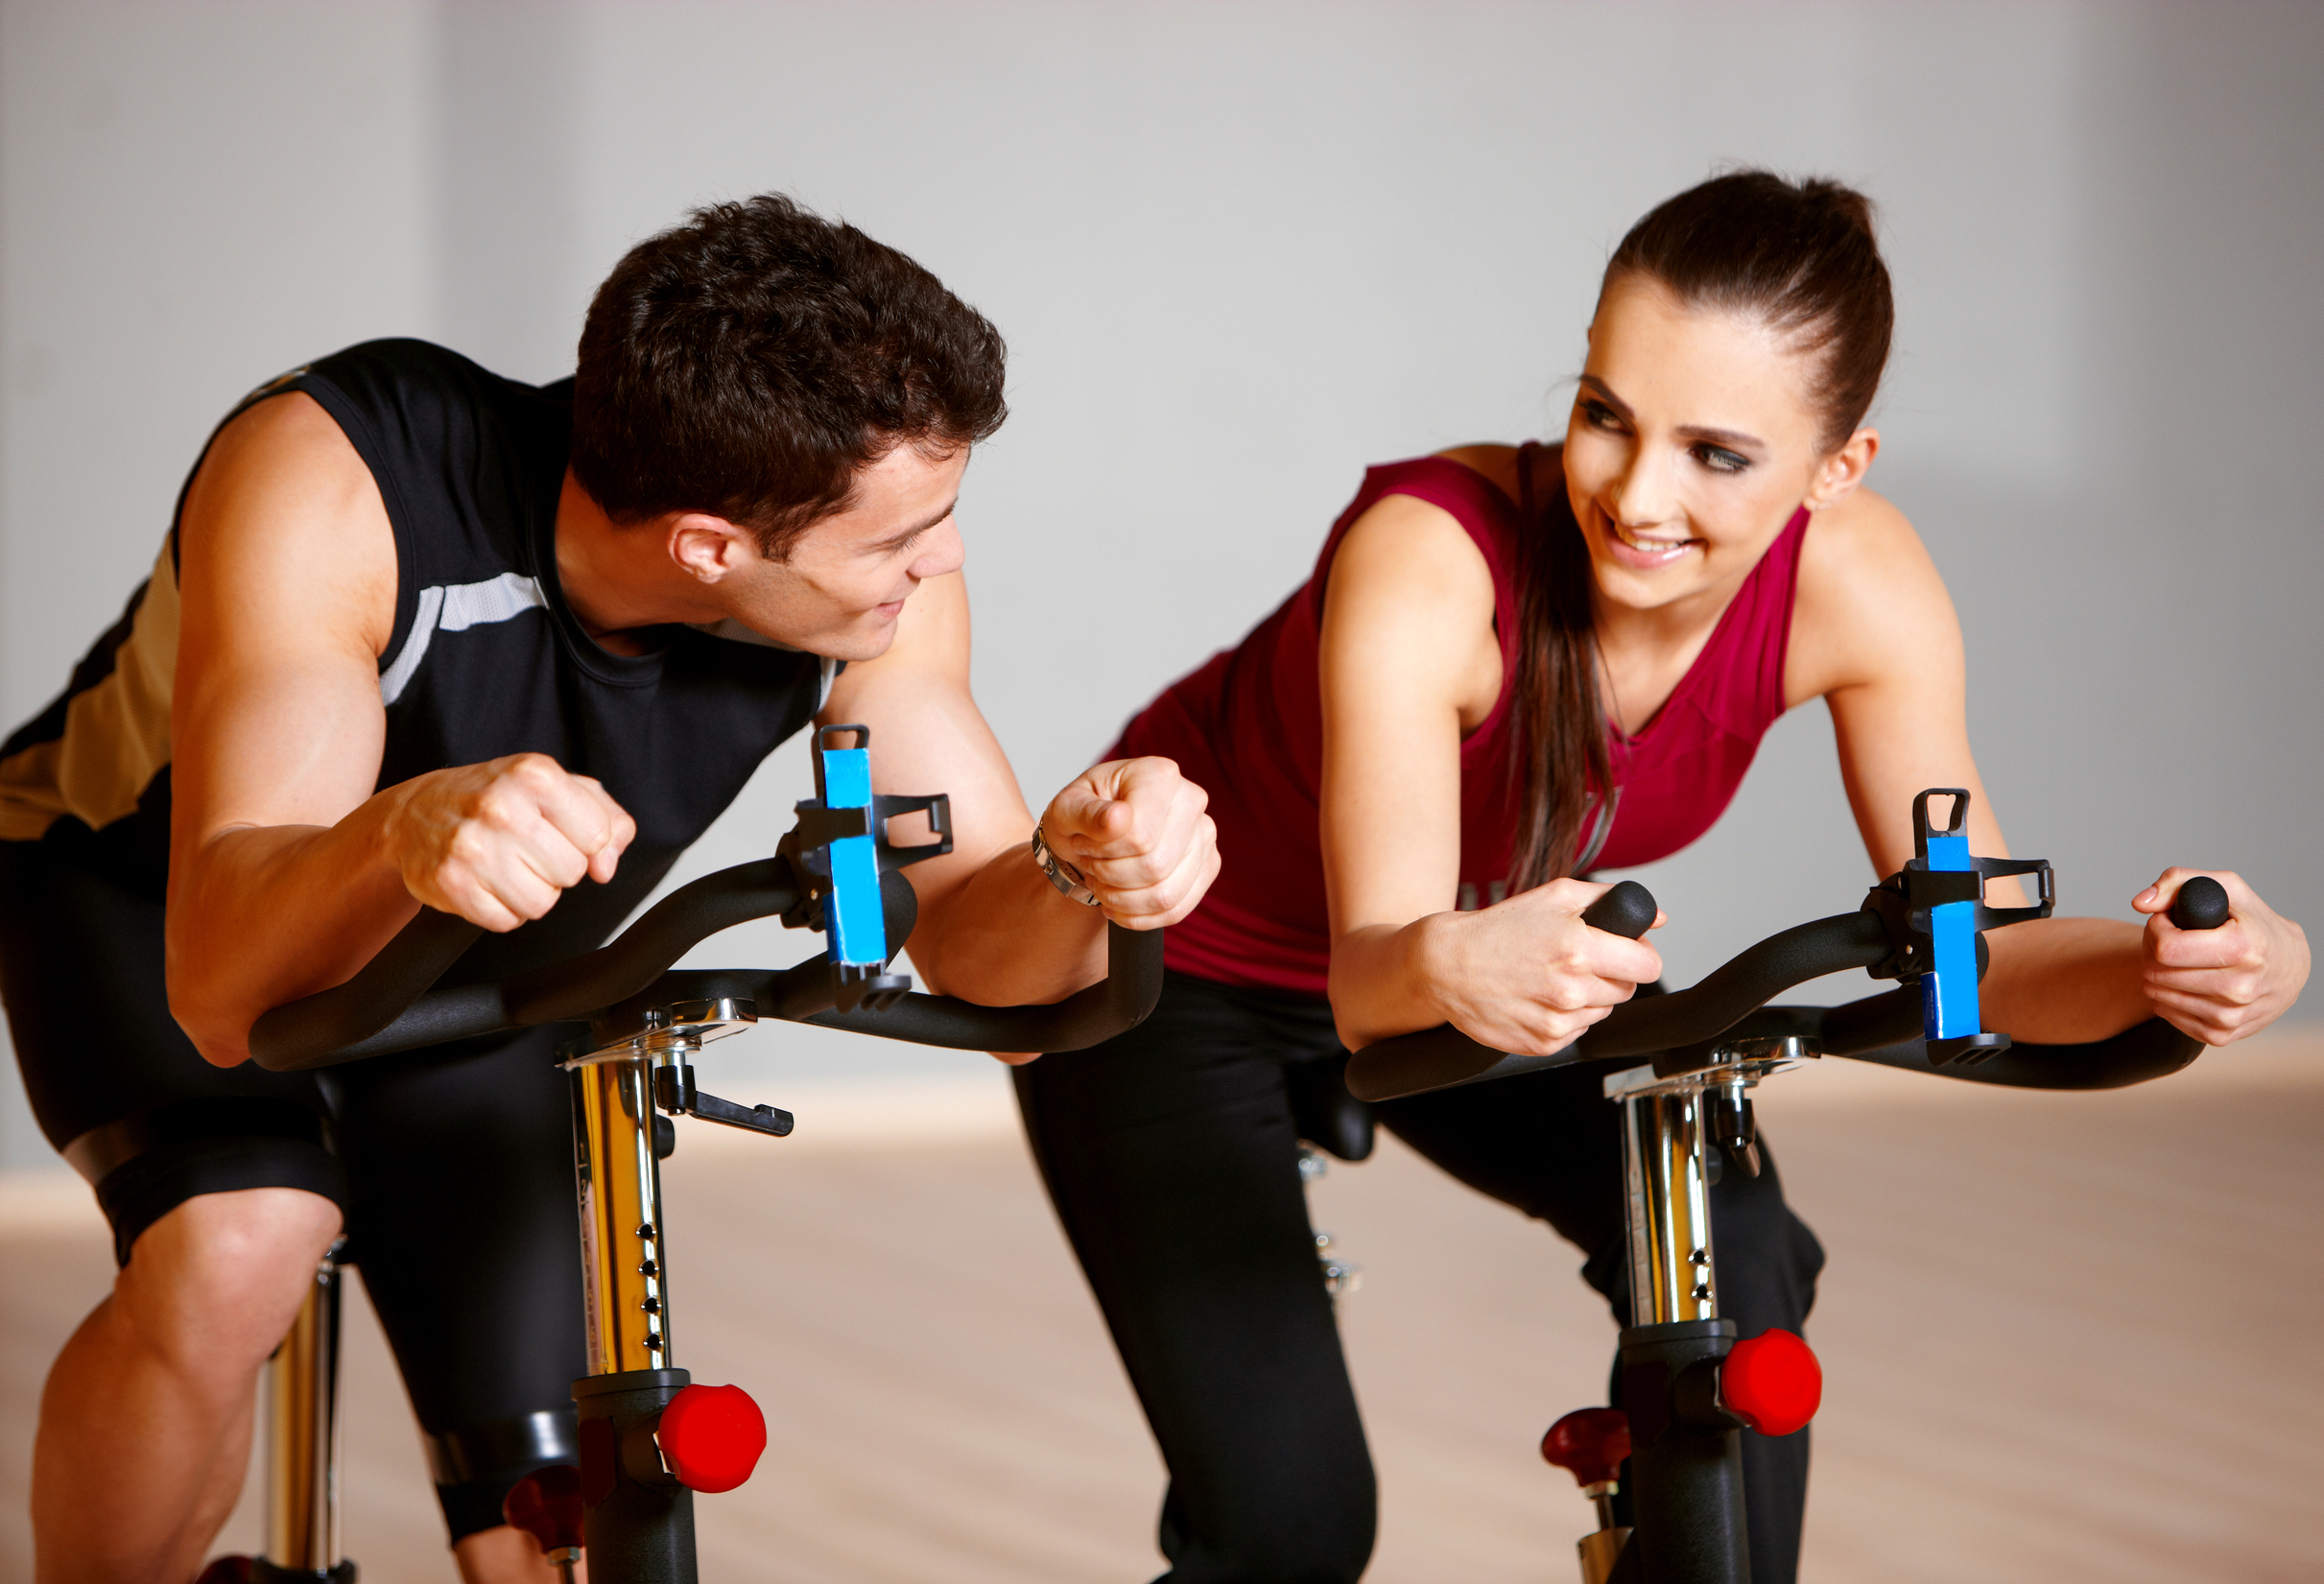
[112,1187,344,1371]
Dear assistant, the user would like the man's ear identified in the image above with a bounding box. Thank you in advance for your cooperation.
[1803,427,1880,511]
[666,512,757,583]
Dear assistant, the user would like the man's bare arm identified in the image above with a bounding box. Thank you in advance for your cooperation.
[819,570,1215,1010]
[166,395,632,1065]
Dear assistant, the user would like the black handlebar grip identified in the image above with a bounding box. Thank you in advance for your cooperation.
[1342,881,1666,1102]
[1582,880,1657,940]
[2170,875,2232,932]
[250,907,487,1070]
[801,918,1164,1052]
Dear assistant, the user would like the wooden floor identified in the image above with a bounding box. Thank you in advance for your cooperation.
[2,1034,2319,1583]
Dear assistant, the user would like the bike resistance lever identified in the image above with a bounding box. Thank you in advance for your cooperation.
[1346,789,2230,1103]
[248,725,1165,1073]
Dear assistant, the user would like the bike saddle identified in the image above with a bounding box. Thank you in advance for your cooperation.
[1288,1054,1375,1162]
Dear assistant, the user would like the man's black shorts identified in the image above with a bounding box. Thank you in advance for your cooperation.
[0,836,587,1541]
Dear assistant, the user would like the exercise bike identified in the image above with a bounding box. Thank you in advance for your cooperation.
[200,725,1163,1584]
[1343,789,2232,1584]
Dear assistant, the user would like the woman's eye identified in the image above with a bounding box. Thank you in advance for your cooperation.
[1692,443,1749,475]
[1579,398,1624,431]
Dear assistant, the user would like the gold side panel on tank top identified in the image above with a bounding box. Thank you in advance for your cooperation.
[0,536,179,841]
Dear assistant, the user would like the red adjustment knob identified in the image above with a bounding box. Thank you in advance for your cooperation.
[503,1463,585,1553]
[1540,1407,1632,1488]
[1721,1329,1821,1436]
[656,1383,768,1493]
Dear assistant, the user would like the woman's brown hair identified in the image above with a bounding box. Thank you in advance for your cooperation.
[1506,170,1894,892]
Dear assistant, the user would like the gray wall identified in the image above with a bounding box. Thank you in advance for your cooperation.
[1,1,2317,1169]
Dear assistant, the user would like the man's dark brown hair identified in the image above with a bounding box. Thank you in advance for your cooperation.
[571,194,1008,557]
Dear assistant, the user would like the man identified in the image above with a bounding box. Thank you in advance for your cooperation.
[0,195,1217,1583]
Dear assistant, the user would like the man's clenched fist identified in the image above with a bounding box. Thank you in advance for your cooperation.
[383,752,637,931]
[1037,757,1219,930]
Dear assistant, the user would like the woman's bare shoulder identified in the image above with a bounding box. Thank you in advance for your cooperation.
[1799,486,1943,596]
[1325,493,1501,655]
[1323,492,1505,729]
[1432,441,1538,500]
[1788,485,1962,703]
[1333,489,1495,595]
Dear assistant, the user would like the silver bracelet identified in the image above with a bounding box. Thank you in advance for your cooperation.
[1031,823,1101,908]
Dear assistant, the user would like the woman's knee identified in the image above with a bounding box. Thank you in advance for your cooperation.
[113,1187,344,1369]
[1708,1154,1825,1328]
[1161,1472,1375,1584]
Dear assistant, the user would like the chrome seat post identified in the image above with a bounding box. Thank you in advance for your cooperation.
[1608,1036,1814,1328]
[572,1051,676,1378]
[263,1236,353,1582]
[1620,1083,1720,1328]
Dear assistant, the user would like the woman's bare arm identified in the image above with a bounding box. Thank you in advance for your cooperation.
[1318,494,1661,1053]
[1793,488,2306,1044]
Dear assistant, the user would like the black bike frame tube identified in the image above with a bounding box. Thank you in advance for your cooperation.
[1606,1064,1751,1584]
[573,1369,695,1584]
[583,911,1165,1060]
[799,914,1163,1052]
[1657,997,2205,1092]
[1584,913,1893,1060]
[1619,1319,1749,1584]
[248,1561,355,1583]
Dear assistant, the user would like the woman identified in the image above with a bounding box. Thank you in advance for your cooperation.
[1014,172,2308,1584]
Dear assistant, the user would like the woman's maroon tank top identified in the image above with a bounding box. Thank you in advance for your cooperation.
[1113,443,1810,996]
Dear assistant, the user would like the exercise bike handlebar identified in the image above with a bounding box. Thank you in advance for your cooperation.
[1343,877,2230,1102]
[249,856,1166,1073]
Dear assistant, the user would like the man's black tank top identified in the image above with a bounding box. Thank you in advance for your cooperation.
[0,339,831,985]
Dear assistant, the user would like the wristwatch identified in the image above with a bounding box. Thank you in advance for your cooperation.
[1031,823,1101,908]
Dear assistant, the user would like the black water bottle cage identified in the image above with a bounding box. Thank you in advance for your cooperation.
[1859,789,2054,1064]
[775,723,954,1013]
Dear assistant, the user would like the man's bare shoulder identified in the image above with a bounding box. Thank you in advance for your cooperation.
[196,389,369,495]
[179,390,397,661]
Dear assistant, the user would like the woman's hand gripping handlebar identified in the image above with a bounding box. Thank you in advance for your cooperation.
[1345,799,2237,1103]
[248,727,1166,1073]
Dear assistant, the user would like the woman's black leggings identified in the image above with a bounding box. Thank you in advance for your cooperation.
[1013,970,1826,1584]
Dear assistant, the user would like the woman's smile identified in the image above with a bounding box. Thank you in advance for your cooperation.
[1599,507,1704,570]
